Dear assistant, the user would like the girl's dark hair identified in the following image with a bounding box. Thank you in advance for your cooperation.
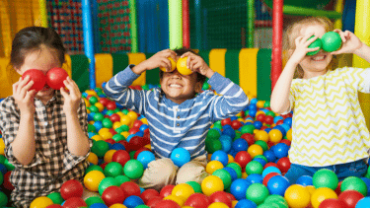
[10,26,66,69]
[159,48,207,84]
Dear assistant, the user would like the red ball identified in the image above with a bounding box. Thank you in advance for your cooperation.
[100,162,108,170]
[60,180,83,200]
[319,198,347,208]
[264,162,279,169]
[267,141,276,148]
[105,139,115,145]
[276,120,284,125]
[335,181,342,196]
[46,205,63,208]
[46,67,68,90]
[184,193,211,208]
[240,133,255,146]
[277,157,291,174]
[160,185,175,198]
[129,128,140,135]
[133,120,143,129]
[146,196,163,207]
[106,101,117,110]
[264,116,274,125]
[120,181,141,197]
[221,118,232,126]
[112,150,131,166]
[22,69,46,91]
[338,190,364,208]
[231,120,243,130]
[209,191,232,208]
[224,192,236,201]
[109,128,117,135]
[134,86,142,90]
[140,189,160,204]
[263,172,280,186]
[102,186,126,206]
[129,136,148,151]
[134,147,150,159]
[280,139,291,146]
[99,98,110,106]
[110,114,121,123]
[234,151,252,169]
[3,171,14,190]
[256,114,266,123]
[154,200,181,208]
[62,197,87,208]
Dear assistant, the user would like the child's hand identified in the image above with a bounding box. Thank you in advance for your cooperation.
[181,52,214,78]
[331,29,363,55]
[60,77,81,114]
[12,76,37,115]
[132,49,177,74]
[289,33,321,65]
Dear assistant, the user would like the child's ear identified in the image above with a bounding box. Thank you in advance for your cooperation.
[195,82,202,93]
[14,67,22,76]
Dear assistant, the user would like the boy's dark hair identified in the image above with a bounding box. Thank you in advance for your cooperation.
[159,48,207,84]
[10,26,66,69]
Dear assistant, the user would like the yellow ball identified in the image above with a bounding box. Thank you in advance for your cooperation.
[208,154,213,161]
[113,122,122,130]
[201,175,224,196]
[242,172,248,179]
[120,115,132,126]
[89,120,94,125]
[83,98,91,107]
[84,170,105,192]
[172,183,195,201]
[164,195,185,206]
[87,152,99,165]
[256,111,265,117]
[227,154,234,163]
[254,130,269,142]
[306,185,316,195]
[232,200,238,208]
[284,184,311,208]
[109,204,127,208]
[287,129,293,141]
[92,135,104,141]
[141,118,148,125]
[206,161,224,174]
[104,150,117,163]
[256,101,265,108]
[95,102,104,112]
[127,111,138,121]
[0,139,5,155]
[116,112,124,117]
[177,57,193,75]
[86,90,97,96]
[269,129,283,143]
[100,131,113,140]
[160,57,176,72]
[30,196,53,208]
[99,128,110,134]
[311,187,337,208]
[121,132,130,138]
[247,144,263,158]
[145,144,151,150]
[208,202,230,208]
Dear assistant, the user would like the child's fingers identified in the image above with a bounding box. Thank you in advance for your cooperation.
[163,49,177,60]
[24,90,37,102]
[295,36,304,46]
[60,87,68,98]
[66,77,80,96]
[307,47,321,52]
[193,62,203,71]
[20,81,34,99]
[160,59,171,71]
[304,35,318,46]
[181,51,195,58]
[17,76,30,92]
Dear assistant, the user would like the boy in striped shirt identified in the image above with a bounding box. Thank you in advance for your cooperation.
[103,48,248,190]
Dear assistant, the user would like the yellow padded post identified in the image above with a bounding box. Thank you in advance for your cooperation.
[95,54,113,87]
[239,49,259,98]
[128,53,146,86]
[209,49,227,77]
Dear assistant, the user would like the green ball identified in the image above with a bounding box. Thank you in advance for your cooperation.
[86,165,104,174]
[91,141,109,158]
[186,181,202,193]
[112,134,125,142]
[246,183,270,205]
[104,162,123,177]
[263,101,270,108]
[234,131,242,140]
[207,129,221,140]
[341,176,367,196]
[255,141,268,151]
[142,84,149,90]
[206,139,222,154]
[124,159,144,179]
[47,192,64,204]
[266,111,275,117]
[4,159,14,171]
[122,109,129,115]
[246,161,264,175]
[0,155,6,164]
[226,162,242,179]
[89,106,99,113]
[257,203,274,208]
[264,194,288,206]
[129,151,136,159]
[321,31,342,52]
[212,169,232,189]
[89,96,98,104]
[312,169,338,190]
[107,110,115,115]
[307,36,322,56]
[135,205,150,208]
[115,127,124,134]
[115,175,130,186]
[120,125,130,132]
[241,125,255,134]
[93,113,104,121]
[102,118,113,128]
[98,177,119,195]
[113,109,120,113]
[254,155,268,163]
[0,192,8,207]
[85,196,104,206]
[88,124,96,133]
[213,123,223,130]
[202,82,210,90]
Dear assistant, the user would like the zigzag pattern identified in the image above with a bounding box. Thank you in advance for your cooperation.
[290,67,370,166]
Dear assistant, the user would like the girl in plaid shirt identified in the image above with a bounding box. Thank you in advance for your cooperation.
[0,27,93,207]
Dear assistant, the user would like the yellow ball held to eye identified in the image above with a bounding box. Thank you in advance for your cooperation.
[177,57,193,75]
[160,57,176,72]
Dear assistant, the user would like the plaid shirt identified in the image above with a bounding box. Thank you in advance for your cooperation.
[0,91,92,208]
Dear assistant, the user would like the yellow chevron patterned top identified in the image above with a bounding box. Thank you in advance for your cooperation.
[288,67,370,166]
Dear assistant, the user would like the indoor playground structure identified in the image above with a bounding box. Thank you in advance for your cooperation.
[0,0,370,207]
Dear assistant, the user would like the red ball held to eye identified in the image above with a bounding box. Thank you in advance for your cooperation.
[46,67,69,90]
[21,69,46,91]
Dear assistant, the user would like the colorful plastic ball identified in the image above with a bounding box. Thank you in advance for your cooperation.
[246,174,263,184]
[160,185,175,198]
[0,192,7,207]
[232,138,249,152]
[321,31,342,52]
[207,129,221,140]
[284,184,311,208]
[84,170,106,192]
[98,177,119,195]
[241,125,255,134]
[341,177,367,197]
[209,191,232,207]
[92,140,110,158]
[263,150,276,163]
[269,129,283,143]
[123,195,144,208]
[85,196,105,206]
[234,151,252,169]
[45,205,63,208]
[354,197,370,208]
[318,198,347,208]
[296,175,313,186]
[254,130,269,142]
[246,183,269,205]
[112,150,131,167]
[211,150,229,167]
[218,135,233,152]
[62,197,87,208]
[206,160,224,174]
[137,151,155,169]
[102,186,126,206]
[262,166,281,178]
[104,162,123,177]
[185,181,201,194]
[263,172,280,186]
[267,175,290,196]
[313,169,338,190]
[226,163,242,179]
[361,177,370,196]
[272,143,289,159]
[30,196,54,208]
[207,202,229,208]
[123,159,144,179]
[235,199,257,208]
[171,183,195,202]
[140,189,160,204]
[60,179,83,200]
[338,190,364,208]
[222,127,236,139]
[154,199,181,208]
[170,148,191,167]
[230,179,251,200]
[223,167,238,181]
[184,193,211,208]
[277,157,291,174]
[46,192,63,205]
[311,187,338,208]
[163,195,185,206]
[201,175,225,196]
[245,161,263,175]
[213,169,232,189]
[247,144,263,159]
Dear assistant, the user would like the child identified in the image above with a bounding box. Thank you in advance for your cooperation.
[103,48,249,190]
[0,27,92,207]
[271,17,370,184]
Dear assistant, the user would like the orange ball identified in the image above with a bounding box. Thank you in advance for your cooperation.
[104,150,117,163]
[87,153,99,165]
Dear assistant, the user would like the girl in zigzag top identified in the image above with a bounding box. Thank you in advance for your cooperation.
[271,16,370,184]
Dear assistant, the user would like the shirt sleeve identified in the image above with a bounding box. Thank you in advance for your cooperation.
[207,72,249,122]
[347,67,370,93]
[0,98,44,168]
[103,65,150,116]
[63,98,93,171]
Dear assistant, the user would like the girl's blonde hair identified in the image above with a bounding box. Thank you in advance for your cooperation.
[283,17,338,78]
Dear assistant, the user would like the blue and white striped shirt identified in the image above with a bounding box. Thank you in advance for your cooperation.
[103,66,249,159]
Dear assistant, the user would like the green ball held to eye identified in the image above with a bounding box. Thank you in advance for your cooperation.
[307,36,322,56]
[321,31,342,52]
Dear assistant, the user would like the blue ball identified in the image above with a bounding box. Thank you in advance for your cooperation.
[0,164,6,176]
[235,199,257,208]
[230,179,251,200]
[262,166,282,178]
[123,195,144,208]
[88,132,97,138]
[139,124,149,131]
[267,175,290,196]
[90,203,108,208]
[219,135,233,152]
[87,114,94,122]
[253,158,267,167]
[273,143,289,159]
[126,135,135,142]
[170,148,191,167]
[361,177,370,196]
[273,126,286,137]
[230,116,238,121]
[274,116,284,123]
[246,174,263,184]
[101,109,108,115]
[224,167,238,181]
[116,103,123,109]
[223,124,233,130]
[222,128,236,139]
[99,94,107,98]
[98,158,104,165]
[264,128,271,133]
[253,121,263,130]
[212,127,222,135]
[137,151,155,169]
[283,117,292,127]
[250,98,258,105]
[211,150,229,166]
[82,92,88,98]
[263,150,276,163]
[296,175,313,186]
[111,143,125,150]
[107,143,113,149]
[356,197,370,208]
[93,121,103,131]
[249,110,257,117]
[135,131,144,137]
[232,139,248,152]
[140,187,145,194]
[102,82,107,88]
[280,124,291,133]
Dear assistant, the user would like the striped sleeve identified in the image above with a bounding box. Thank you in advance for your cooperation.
[208,72,249,122]
[103,65,149,116]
